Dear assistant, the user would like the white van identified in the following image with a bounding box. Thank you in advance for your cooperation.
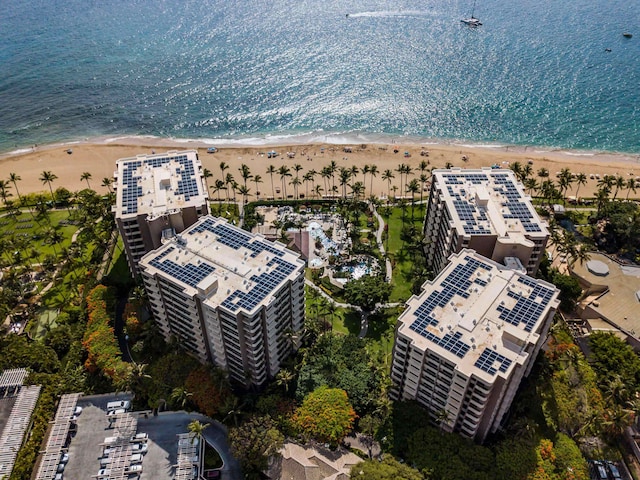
[107,400,131,412]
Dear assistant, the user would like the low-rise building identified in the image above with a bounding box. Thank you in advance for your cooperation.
[390,250,559,442]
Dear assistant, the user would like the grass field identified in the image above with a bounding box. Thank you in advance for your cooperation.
[381,204,426,303]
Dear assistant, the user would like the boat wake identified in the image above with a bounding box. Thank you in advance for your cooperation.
[347,10,436,19]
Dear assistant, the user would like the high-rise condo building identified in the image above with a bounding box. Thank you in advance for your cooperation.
[390,250,559,442]
[113,150,210,277]
[424,168,549,276]
[139,216,306,387]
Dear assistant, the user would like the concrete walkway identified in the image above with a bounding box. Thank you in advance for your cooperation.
[371,203,393,283]
[304,279,402,338]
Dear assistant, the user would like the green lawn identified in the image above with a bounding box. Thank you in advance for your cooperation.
[381,204,426,303]
[209,203,240,224]
[1,209,78,261]
[332,307,361,335]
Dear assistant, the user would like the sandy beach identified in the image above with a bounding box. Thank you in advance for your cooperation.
[1,138,640,201]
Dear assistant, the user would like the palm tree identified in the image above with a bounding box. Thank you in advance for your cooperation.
[303,171,314,199]
[266,164,276,199]
[382,169,394,203]
[238,184,250,204]
[339,167,351,199]
[39,170,58,203]
[537,167,549,185]
[626,178,638,200]
[212,179,225,211]
[278,165,291,199]
[170,386,193,409]
[8,172,23,206]
[321,166,332,196]
[435,408,451,434]
[239,163,252,191]
[574,172,587,200]
[290,177,301,200]
[80,171,92,189]
[46,227,64,257]
[253,174,263,200]
[361,165,370,195]
[613,175,626,200]
[314,184,323,199]
[596,185,611,216]
[293,163,303,190]
[276,369,295,394]
[369,164,378,198]
[224,173,235,202]
[524,177,539,197]
[395,164,405,199]
[557,168,573,205]
[0,180,11,205]
[219,161,229,182]
[419,173,429,205]
[187,419,209,444]
[406,179,420,219]
[202,168,213,196]
[510,161,524,183]
[101,177,114,193]
[328,160,338,194]
[350,181,365,201]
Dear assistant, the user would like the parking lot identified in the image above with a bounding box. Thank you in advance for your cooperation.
[60,394,239,480]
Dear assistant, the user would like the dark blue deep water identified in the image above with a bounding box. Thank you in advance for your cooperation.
[1,0,639,154]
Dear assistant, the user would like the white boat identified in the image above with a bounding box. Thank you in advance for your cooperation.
[461,0,482,26]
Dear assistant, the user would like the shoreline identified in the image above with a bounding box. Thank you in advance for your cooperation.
[1,136,639,200]
[3,133,640,163]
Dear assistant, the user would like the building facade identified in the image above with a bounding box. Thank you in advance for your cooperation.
[390,250,559,442]
[139,216,306,387]
[424,168,549,276]
[113,150,210,277]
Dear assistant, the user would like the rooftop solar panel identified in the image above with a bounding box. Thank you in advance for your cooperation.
[118,153,203,215]
[474,347,512,375]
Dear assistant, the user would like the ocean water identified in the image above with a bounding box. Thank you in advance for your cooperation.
[1,0,639,154]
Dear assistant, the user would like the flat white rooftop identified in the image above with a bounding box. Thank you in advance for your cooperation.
[114,150,207,218]
[140,216,305,314]
[432,168,548,239]
[398,250,559,381]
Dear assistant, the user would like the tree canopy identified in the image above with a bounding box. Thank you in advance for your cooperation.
[292,386,357,447]
[344,274,391,311]
[350,456,426,480]
[295,333,386,415]
[229,415,284,480]
[589,332,640,400]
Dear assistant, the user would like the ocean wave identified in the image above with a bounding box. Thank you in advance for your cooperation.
[347,10,437,18]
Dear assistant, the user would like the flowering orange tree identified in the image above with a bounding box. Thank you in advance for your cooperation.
[292,386,356,447]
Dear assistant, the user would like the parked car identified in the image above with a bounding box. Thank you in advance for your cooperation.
[126,464,143,474]
[131,443,148,454]
[206,147,218,154]
[60,453,69,464]
[97,468,111,478]
[106,400,131,412]
[130,433,148,443]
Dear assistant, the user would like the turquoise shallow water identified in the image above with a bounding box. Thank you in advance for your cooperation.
[1,0,639,154]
